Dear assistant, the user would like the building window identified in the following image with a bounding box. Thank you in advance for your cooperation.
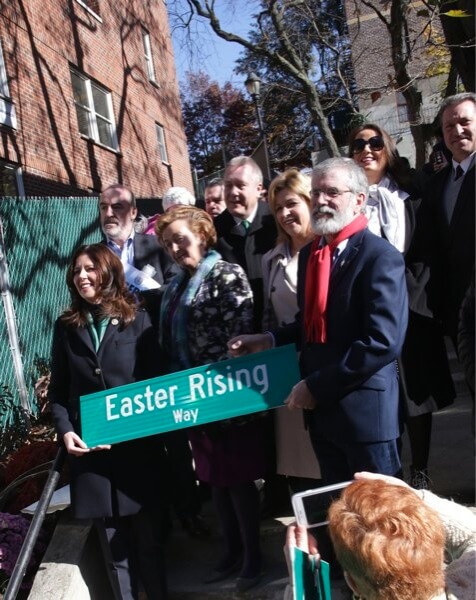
[0,160,24,196]
[0,40,16,129]
[74,0,101,19]
[70,69,118,150]
[142,29,157,83]
[156,124,169,164]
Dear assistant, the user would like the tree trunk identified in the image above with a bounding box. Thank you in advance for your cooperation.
[304,79,341,156]
[439,0,475,92]
[389,0,429,168]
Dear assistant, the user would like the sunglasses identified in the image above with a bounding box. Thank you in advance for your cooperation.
[351,135,385,154]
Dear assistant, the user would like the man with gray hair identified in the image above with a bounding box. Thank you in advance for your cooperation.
[229,158,408,482]
[99,183,176,308]
[215,156,280,514]
[215,156,277,331]
[419,92,476,341]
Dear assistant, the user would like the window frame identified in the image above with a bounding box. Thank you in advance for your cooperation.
[70,69,118,151]
[156,124,169,164]
[0,160,24,196]
[396,91,411,124]
[142,28,157,84]
[0,39,17,129]
[74,0,102,22]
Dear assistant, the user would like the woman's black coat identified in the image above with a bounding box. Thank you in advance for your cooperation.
[49,309,168,519]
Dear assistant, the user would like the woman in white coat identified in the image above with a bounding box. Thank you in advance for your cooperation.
[262,169,321,493]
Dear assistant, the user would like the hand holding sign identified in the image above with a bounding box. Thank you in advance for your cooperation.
[63,431,111,456]
[228,332,274,357]
[285,380,317,411]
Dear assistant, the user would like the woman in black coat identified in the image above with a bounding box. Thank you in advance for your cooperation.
[348,124,456,489]
[49,243,168,600]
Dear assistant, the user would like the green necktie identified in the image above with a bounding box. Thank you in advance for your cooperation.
[86,313,110,351]
[242,219,250,234]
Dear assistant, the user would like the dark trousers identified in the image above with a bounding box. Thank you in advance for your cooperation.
[262,412,290,512]
[309,429,402,484]
[162,430,201,520]
[96,509,168,600]
[212,482,261,578]
[307,431,401,577]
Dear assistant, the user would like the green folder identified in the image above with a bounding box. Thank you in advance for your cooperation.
[291,547,331,600]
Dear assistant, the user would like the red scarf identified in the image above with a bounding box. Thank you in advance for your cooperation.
[304,214,368,343]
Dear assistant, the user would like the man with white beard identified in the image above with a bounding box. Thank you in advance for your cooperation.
[229,158,409,483]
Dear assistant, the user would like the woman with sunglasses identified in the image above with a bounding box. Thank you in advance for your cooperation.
[348,124,455,490]
[348,125,414,252]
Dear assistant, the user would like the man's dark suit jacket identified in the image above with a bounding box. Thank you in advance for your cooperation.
[133,232,177,287]
[214,202,277,331]
[418,160,475,338]
[275,228,408,444]
[103,232,177,321]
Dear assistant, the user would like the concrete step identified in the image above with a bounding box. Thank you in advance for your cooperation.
[166,507,351,599]
[167,511,290,599]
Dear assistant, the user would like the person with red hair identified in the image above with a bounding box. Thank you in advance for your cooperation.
[284,472,476,600]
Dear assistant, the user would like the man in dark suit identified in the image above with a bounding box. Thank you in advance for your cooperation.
[214,156,277,331]
[214,157,281,512]
[99,184,177,314]
[230,158,408,483]
[419,93,476,342]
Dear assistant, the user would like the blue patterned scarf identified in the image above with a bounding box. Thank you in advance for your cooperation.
[159,250,221,369]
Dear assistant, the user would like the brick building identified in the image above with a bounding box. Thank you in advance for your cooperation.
[343,0,449,163]
[0,0,193,201]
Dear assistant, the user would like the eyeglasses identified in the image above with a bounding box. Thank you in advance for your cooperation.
[351,135,385,154]
[311,188,353,200]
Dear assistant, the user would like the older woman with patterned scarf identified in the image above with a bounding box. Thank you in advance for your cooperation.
[156,206,265,593]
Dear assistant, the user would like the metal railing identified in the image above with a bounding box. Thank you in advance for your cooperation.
[3,447,66,600]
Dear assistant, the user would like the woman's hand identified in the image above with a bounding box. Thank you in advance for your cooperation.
[283,522,319,580]
[63,432,111,456]
[354,471,411,489]
[227,333,273,357]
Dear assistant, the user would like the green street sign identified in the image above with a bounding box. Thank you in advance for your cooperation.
[80,344,300,447]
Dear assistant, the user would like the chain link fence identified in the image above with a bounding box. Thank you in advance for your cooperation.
[0,197,101,454]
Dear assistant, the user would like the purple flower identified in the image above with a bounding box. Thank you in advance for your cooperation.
[0,511,49,582]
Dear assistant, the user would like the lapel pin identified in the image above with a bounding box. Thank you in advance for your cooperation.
[111,318,119,325]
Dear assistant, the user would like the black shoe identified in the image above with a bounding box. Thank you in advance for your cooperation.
[410,467,432,490]
[180,514,210,538]
[235,574,261,592]
[203,558,242,584]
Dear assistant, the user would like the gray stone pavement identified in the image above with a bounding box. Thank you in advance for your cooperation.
[167,351,475,599]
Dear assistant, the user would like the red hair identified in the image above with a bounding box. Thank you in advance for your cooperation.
[328,479,445,600]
